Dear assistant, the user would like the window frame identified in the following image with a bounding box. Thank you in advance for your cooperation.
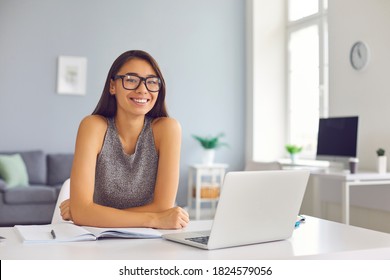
[286,0,328,158]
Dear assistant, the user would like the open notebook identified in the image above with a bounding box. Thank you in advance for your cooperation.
[15,223,161,243]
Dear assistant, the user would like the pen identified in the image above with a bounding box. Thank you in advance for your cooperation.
[51,229,56,239]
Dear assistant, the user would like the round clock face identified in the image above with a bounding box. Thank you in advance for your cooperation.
[350,41,369,70]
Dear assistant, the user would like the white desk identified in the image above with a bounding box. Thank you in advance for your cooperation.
[279,158,331,169]
[1,216,390,259]
[310,171,390,225]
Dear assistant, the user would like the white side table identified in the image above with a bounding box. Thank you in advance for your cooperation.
[187,163,228,220]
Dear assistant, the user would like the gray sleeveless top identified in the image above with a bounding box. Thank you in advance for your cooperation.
[93,117,158,209]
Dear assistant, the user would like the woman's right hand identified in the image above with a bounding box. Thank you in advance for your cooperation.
[153,206,190,229]
[59,199,73,221]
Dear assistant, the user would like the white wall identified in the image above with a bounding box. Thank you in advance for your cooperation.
[329,0,390,171]
[247,0,390,232]
[305,0,390,231]
[246,0,286,163]
[248,0,390,169]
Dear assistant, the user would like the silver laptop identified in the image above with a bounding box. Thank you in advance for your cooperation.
[163,170,309,250]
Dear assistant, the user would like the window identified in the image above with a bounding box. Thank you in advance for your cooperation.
[287,0,328,158]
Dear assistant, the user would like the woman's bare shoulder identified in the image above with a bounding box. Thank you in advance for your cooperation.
[79,115,108,133]
[152,117,181,135]
[75,115,108,154]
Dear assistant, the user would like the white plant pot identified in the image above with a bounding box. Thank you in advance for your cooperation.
[290,153,298,164]
[202,149,215,165]
[377,156,387,174]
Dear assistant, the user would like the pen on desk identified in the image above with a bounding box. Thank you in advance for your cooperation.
[51,229,56,239]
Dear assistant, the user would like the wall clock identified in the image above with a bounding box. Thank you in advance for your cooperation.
[350,41,369,71]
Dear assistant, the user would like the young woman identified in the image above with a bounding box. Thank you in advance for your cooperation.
[59,50,189,229]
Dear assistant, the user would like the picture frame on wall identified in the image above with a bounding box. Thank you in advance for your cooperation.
[57,56,87,95]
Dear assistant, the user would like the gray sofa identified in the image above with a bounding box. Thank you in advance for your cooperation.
[0,150,73,226]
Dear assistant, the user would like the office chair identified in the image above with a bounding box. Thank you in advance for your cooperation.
[244,161,282,171]
[51,178,70,224]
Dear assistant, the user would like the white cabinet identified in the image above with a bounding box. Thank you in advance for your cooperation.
[187,164,228,220]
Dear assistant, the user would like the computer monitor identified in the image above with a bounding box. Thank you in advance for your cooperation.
[316,116,359,168]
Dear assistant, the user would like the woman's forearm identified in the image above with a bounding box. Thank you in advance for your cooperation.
[124,200,174,213]
[70,201,188,229]
[71,202,156,228]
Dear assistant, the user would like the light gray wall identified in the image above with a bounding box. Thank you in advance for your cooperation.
[0,0,246,205]
[329,0,390,171]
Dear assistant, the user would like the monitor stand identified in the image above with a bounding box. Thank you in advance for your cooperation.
[316,155,350,171]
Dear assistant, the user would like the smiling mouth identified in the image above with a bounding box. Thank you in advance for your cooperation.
[130,98,149,104]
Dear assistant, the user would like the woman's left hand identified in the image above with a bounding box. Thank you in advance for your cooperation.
[59,199,73,221]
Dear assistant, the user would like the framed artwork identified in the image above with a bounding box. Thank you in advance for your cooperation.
[57,56,87,95]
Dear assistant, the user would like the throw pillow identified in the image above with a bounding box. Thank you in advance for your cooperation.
[0,154,29,188]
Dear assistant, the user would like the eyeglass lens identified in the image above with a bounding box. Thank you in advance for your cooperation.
[122,75,160,92]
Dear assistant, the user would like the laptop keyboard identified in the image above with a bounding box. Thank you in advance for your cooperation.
[185,236,209,245]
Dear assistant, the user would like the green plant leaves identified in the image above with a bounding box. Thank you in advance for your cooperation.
[192,133,228,149]
[377,148,385,156]
[285,144,302,154]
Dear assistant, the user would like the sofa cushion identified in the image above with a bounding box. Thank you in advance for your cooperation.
[3,186,57,204]
[0,150,47,185]
[20,150,47,185]
[47,153,73,186]
[0,154,29,187]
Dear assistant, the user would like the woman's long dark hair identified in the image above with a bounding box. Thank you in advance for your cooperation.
[92,50,168,118]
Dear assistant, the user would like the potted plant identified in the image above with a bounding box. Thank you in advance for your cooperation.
[376,148,387,174]
[192,133,228,165]
[285,144,303,164]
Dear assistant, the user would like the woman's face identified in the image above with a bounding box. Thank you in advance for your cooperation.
[110,58,159,118]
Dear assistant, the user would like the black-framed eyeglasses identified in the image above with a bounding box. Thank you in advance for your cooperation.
[113,74,161,92]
